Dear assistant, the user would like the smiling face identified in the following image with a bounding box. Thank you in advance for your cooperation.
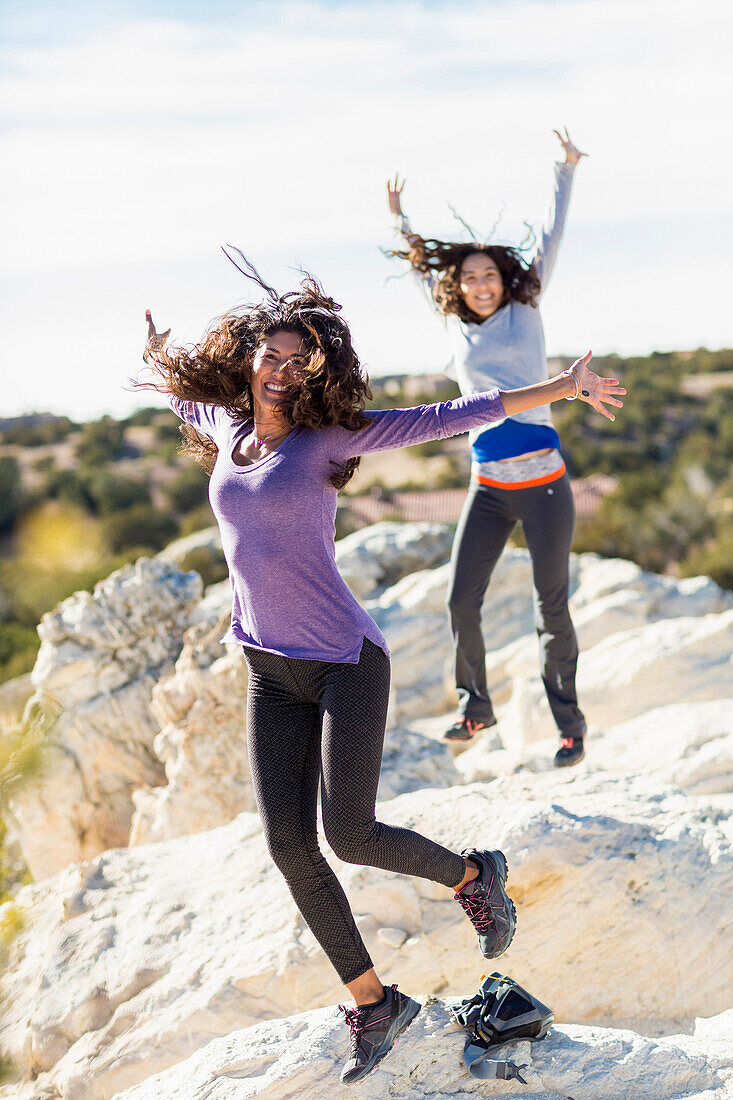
[250,329,307,426]
[458,252,505,319]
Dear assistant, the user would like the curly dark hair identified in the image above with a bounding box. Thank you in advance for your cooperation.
[389,236,541,324]
[138,249,372,489]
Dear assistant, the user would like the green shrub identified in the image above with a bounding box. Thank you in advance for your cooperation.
[180,504,216,535]
[680,520,733,591]
[156,419,184,443]
[85,472,152,516]
[0,624,39,685]
[0,458,22,535]
[102,505,178,554]
[75,417,126,465]
[124,406,163,428]
[165,466,210,513]
[0,416,75,446]
[41,468,95,511]
[178,546,228,587]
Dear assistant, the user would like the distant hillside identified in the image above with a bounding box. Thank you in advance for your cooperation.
[0,348,731,684]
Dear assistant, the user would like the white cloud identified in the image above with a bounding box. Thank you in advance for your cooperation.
[1,0,732,417]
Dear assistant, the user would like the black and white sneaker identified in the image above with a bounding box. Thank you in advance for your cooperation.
[339,984,421,1086]
[554,736,585,768]
[455,848,517,959]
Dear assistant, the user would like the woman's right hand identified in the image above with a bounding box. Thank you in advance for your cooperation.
[387,174,405,217]
[144,310,171,361]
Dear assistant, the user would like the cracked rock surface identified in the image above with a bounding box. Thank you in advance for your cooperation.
[0,530,731,1099]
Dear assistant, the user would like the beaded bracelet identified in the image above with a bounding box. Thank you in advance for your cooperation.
[562,369,581,401]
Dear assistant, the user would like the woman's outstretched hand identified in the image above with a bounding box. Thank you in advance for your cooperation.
[553,127,587,166]
[144,309,171,362]
[387,174,406,217]
[570,351,625,421]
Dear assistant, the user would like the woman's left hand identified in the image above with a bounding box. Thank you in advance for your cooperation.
[570,351,625,421]
[553,127,587,166]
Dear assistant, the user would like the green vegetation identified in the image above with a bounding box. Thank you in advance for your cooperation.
[0,415,75,447]
[0,705,52,1084]
[0,406,204,685]
[0,459,23,536]
[0,353,730,688]
[552,350,733,588]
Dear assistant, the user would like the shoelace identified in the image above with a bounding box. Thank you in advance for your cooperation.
[339,988,396,1057]
[454,888,495,934]
[340,1006,369,1056]
[560,736,575,749]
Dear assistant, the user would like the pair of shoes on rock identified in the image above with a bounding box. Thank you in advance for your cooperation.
[340,848,517,1084]
[553,735,585,767]
[444,713,496,742]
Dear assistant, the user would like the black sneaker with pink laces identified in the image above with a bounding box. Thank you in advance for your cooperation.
[339,984,421,1086]
[454,848,517,959]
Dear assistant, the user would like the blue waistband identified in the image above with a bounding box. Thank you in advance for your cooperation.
[471,418,561,462]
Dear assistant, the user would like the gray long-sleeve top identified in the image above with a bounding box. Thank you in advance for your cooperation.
[401,161,576,461]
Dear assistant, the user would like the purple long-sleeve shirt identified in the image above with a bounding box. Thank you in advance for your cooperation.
[168,390,506,662]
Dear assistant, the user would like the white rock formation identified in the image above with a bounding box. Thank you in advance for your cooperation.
[129,610,253,845]
[455,698,733,795]
[2,773,730,1099]
[157,524,223,565]
[335,521,455,599]
[113,1001,733,1100]
[2,529,732,1100]
[504,609,733,747]
[4,558,201,879]
[371,549,732,729]
[484,552,733,717]
[593,699,733,794]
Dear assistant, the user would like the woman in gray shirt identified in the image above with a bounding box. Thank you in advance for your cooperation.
[387,129,591,766]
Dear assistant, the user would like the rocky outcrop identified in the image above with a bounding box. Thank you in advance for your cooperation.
[5,559,201,879]
[1,772,730,1099]
[335,520,455,599]
[129,604,252,846]
[12,529,732,868]
[113,1001,733,1100]
[503,608,733,746]
[1,527,732,1099]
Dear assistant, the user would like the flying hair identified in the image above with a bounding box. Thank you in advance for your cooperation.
[387,209,541,323]
[136,249,372,488]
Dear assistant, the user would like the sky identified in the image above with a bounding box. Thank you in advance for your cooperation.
[1,0,732,420]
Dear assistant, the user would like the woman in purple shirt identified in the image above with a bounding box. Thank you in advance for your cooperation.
[144,259,623,1085]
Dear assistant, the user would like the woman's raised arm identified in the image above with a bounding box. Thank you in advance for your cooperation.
[534,128,587,293]
[143,310,223,440]
[386,174,438,300]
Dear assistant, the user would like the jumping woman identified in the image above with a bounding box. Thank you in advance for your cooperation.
[143,255,623,1084]
[387,129,592,766]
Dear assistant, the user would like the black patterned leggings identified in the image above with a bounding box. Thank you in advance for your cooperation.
[243,637,465,984]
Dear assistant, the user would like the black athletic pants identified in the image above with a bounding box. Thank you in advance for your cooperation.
[447,473,586,738]
[243,637,465,985]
